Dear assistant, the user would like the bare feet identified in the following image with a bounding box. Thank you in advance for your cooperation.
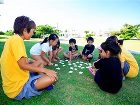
[55,57,60,60]
[52,59,57,62]
[48,62,53,66]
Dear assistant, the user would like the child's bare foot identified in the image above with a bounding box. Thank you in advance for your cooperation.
[48,62,53,66]
[52,59,57,62]
[88,67,95,76]
[55,57,60,60]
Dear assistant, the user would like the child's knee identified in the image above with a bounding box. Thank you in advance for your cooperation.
[82,56,87,60]
[47,76,57,83]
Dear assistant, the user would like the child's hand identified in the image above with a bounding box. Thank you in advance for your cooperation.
[44,69,58,81]
[28,58,35,64]
[88,54,92,58]
[48,62,53,66]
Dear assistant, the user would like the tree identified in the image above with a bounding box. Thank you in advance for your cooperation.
[109,24,140,40]
[4,30,14,36]
[135,24,140,39]
[110,31,121,36]
[84,31,95,39]
[84,30,89,35]
[33,25,61,38]
[136,32,140,39]
[119,24,140,40]
[0,31,5,35]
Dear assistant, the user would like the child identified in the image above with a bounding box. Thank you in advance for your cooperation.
[118,39,139,78]
[89,41,123,94]
[0,16,57,100]
[80,37,95,61]
[97,36,119,59]
[52,40,63,61]
[30,34,59,66]
[106,35,118,44]
[106,36,139,78]
[64,38,78,62]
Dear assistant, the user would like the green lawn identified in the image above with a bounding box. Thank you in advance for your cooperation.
[0,40,140,105]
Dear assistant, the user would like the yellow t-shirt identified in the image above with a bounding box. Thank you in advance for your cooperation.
[0,35,29,98]
[120,46,139,77]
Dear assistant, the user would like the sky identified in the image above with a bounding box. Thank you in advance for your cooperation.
[0,0,140,33]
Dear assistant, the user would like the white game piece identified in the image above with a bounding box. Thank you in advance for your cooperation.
[74,65,77,67]
[86,67,89,68]
[68,63,72,65]
[55,64,58,66]
[56,67,60,70]
[63,65,66,67]
[79,71,83,74]
[89,63,92,66]
[70,67,73,69]
[69,71,73,73]
[68,61,71,63]
[81,67,85,69]
[75,68,77,70]
[78,66,81,68]
[80,64,82,66]
[65,60,68,61]
[88,66,92,68]
[61,63,64,64]
[76,62,79,63]
[60,60,64,62]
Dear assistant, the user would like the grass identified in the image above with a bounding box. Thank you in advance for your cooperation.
[0,40,140,105]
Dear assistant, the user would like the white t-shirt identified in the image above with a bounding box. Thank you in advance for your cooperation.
[30,42,52,55]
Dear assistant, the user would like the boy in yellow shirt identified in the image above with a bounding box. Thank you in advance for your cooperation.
[118,40,139,78]
[0,16,58,100]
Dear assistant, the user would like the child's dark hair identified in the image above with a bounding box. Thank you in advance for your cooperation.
[14,16,36,35]
[57,40,60,46]
[87,37,94,42]
[40,34,58,45]
[118,39,124,45]
[106,36,118,44]
[101,41,121,57]
[69,38,76,44]
[52,40,60,50]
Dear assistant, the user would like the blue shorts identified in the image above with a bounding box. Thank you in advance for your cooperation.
[14,73,43,100]
[123,61,130,76]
